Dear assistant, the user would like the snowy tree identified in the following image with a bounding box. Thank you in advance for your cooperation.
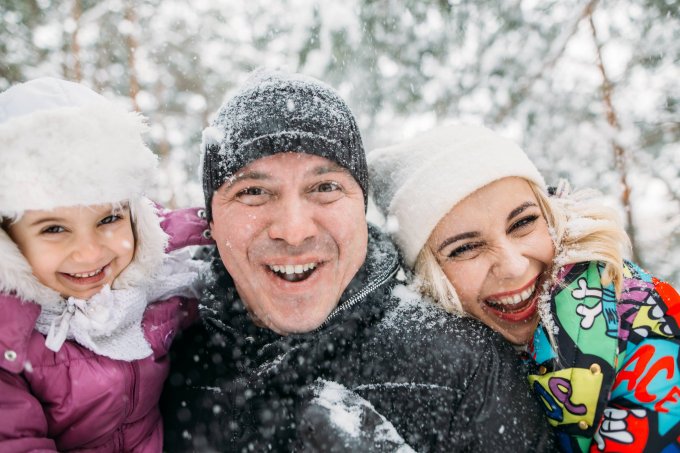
[1,0,678,279]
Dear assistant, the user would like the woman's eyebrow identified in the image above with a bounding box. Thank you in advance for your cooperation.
[507,202,538,221]
[437,231,480,253]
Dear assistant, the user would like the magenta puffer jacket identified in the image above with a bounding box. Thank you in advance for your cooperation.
[0,207,211,452]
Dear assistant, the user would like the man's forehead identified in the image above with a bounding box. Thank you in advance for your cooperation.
[225,152,351,185]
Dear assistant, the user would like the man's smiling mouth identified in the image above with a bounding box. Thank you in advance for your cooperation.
[268,262,318,282]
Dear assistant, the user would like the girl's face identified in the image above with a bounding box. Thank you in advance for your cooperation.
[427,177,555,345]
[7,203,135,299]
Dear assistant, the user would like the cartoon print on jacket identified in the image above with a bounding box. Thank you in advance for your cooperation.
[527,261,680,452]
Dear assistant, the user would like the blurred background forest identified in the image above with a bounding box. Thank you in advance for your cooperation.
[1,0,679,280]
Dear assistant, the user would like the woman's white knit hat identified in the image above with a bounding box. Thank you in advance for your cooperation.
[0,77,167,304]
[368,124,545,267]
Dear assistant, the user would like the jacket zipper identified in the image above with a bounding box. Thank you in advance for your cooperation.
[315,254,399,332]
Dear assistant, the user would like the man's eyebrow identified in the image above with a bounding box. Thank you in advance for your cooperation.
[310,163,350,176]
[437,231,480,253]
[223,170,271,189]
[507,202,538,221]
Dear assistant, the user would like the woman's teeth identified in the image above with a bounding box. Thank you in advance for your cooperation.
[269,263,317,275]
[487,282,536,306]
[68,267,104,278]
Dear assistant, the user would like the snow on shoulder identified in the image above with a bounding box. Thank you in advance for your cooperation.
[310,380,415,452]
[379,283,450,332]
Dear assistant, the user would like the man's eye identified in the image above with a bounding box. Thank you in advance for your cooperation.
[100,214,122,225]
[446,242,483,260]
[508,215,539,234]
[316,182,340,193]
[41,225,65,234]
[238,187,266,197]
[234,186,271,206]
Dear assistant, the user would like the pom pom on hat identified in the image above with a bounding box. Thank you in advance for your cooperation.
[368,124,545,267]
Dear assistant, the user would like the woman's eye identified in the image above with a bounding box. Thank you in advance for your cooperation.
[447,242,482,259]
[41,225,65,234]
[100,214,122,225]
[508,215,539,234]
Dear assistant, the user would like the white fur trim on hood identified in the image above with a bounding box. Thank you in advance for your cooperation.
[0,197,168,305]
[368,124,545,267]
[0,78,158,219]
[0,78,169,350]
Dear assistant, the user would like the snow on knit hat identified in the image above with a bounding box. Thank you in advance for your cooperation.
[0,77,167,304]
[201,69,368,220]
[368,124,545,268]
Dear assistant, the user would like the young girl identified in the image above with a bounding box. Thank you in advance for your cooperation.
[368,124,680,452]
[0,77,210,451]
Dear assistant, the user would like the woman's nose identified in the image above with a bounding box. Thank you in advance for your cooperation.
[492,241,529,280]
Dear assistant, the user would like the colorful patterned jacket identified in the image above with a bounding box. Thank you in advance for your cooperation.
[527,260,680,452]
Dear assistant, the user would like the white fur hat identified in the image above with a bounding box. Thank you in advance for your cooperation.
[0,77,167,303]
[368,124,545,267]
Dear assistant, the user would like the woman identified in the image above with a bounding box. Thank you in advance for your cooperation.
[368,124,680,452]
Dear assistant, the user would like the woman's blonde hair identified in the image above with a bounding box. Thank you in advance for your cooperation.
[413,179,630,317]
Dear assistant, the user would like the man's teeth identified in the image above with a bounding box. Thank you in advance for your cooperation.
[269,263,317,275]
[487,282,536,305]
[69,268,104,278]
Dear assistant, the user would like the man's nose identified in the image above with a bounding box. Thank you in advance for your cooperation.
[268,197,319,247]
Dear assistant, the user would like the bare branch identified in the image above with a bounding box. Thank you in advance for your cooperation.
[493,0,600,123]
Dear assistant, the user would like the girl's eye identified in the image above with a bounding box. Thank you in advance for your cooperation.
[508,215,539,234]
[100,214,122,225]
[447,242,483,260]
[41,225,65,234]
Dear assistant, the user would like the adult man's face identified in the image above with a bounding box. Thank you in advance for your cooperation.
[210,152,368,335]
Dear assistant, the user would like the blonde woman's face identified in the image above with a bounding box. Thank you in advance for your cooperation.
[7,204,135,299]
[427,177,555,345]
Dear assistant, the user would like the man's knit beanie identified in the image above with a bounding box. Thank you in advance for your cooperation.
[368,124,546,268]
[201,69,368,221]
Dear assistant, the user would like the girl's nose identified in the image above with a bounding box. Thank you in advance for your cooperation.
[71,234,105,264]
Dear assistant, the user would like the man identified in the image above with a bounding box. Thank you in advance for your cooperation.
[161,69,554,452]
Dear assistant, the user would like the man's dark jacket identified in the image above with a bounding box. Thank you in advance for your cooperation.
[161,225,554,452]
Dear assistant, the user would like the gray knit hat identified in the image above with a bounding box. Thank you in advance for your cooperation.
[201,69,368,220]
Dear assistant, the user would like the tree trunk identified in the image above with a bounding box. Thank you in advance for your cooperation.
[588,12,641,263]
